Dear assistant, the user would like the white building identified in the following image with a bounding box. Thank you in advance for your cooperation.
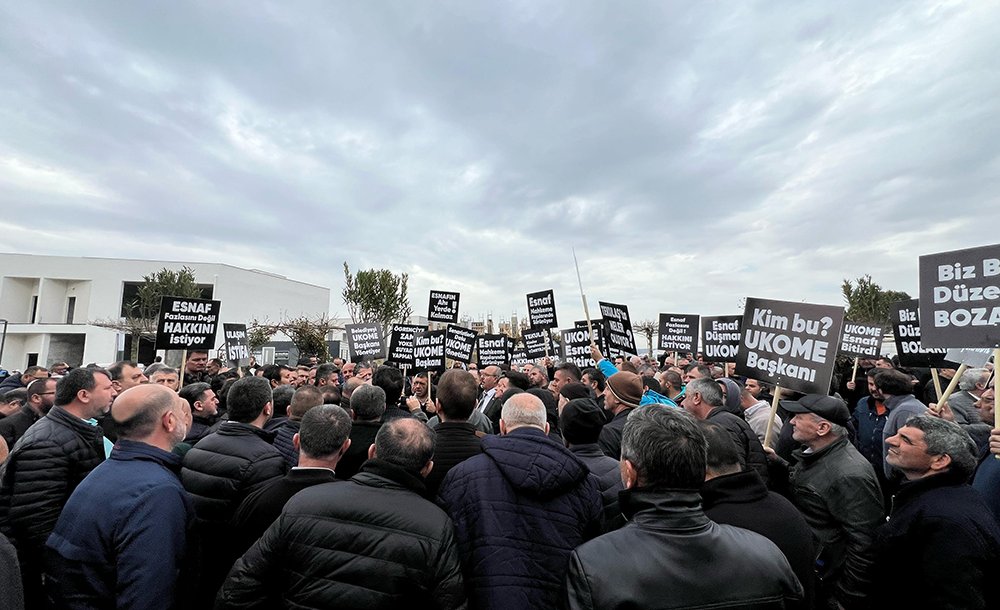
[0,254,330,371]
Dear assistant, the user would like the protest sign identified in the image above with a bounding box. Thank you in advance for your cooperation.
[222,323,250,364]
[701,315,741,361]
[575,320,608,354]
[428,290,460,323]
[345,323,386,360]
[522,328,553,360]
[658,313,699,353]
[734,297,844,395]
[561,327,598,368]
[445,324,477,363]
[598,301,637,356]
[155,296,221,351]
[839,322,884,358]
[413,330,446,372]
[919,243,1000,348]
[944,348,992,368]
[526,289,558,329]
[476,334,512,367]
[387,324,424,367]
[890,299,949,368]
[512,346,530,367]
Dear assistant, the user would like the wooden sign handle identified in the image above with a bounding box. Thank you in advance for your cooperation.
[763,385,782,449]
[930,368,943,400]
[937,363,967,406]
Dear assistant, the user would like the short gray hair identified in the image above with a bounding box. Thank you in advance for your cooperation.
[351,384,386,421]
[374,418,435,472]
[959,368,989,392]
[904,415,978,478]
[500,393,547,431]
[685,377,723,407]
[621,405,706,488]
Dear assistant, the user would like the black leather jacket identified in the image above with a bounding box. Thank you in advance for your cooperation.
[564,488,803,609]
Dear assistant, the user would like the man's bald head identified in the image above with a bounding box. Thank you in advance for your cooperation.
[112,384,183,441]
[500,393,548,433]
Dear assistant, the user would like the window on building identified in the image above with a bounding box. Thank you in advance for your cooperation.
[30,295,38,324]
[66,296,76,324]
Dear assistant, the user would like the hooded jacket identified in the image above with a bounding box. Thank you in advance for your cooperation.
[438,427,602,610]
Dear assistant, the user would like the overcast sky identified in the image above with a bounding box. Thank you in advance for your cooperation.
[2,1,998,330]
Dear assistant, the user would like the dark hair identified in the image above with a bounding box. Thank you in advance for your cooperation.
[209,358,224,367]
[178,382,212,407]
[904,415,978,479]
[107,361,138,381]
[218,377,239,414]
[662,370,682,389]
[226,377,273,423]
[23,365,48,379]
[351,384,387,421]
[874,369,913,396]
[374,418,435,472]
[582,367,606,391]
[554,362,582,382]
[2,388,27,406]
[55,367,110,407]
[299,405,352,459]
[115,388,176,439]
[700,421,741,472]
[504,370,531,391]
[643,376,662,394]
[261,364,291,384]
[437,369,478,420]
[320,385,341,405]
[272,385,295,415]
[289,385,323,419]
[621,405,706,488]
[685,364,713,378]
[314,363,339,385]
[373,365,404,405]
[26,378,54,403]
[560,382,591,402]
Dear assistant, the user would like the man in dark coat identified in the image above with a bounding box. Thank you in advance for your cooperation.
[0,377,55,449]
[181,376,286,609]
[565,405,803,610]
[0,366,48,393]
[271,385,324,468]
[560,396,622,526]
[231,404,351,557]
[438,393,602,610]
[682,377,769,483]
[45,384,194,610]
[217,418,466,610]
[336,383,386,479]
[0,366,115,608]
[179,382,219,445]
[870,415,1000,609]
[424,369,483,496]
[597,371,641,459]
[699,420,815,609]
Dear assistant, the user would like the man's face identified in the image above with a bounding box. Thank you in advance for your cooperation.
[683,368,705,384]
[206,361,221,376]
[118,365,148,391]
[87,373,117,418]
[280,369,296,386]
[342,363,356,379]
[875,358,894,369]
[307,369,316,385]
[528,368,546,389]
[32,379,57,414]
[481,367,500,391]
[297,369,310,386]
[170,395,191,446]
[552,370,573,394]
[412,376,427,397]
[496,377,510,394]
[187,353,208,373]
[614,357,624,368]
[50,364,69,376]
[745,379,762,398]
[867,377,882,400]
[197,389,219,417]
[680,391,701,418]
[885,426,937,478]
[24,369,49,384]
[319,372,339,387]
[790,413,822,444]
[976,387,995,423]
[152,373,179,391]
[582,373,597,391]
[357,367,373,382]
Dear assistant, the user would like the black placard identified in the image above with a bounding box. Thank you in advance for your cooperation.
[476,334,512,367]
[522,328,553,359]
[387,324,425,367]
[413,330,446,372]
[345,323,386,360]
[445,324,477,363]
[560,327,598,368]
[511,346,530,367]
[155,296,222,351]
[891,299,949,367]
[223,323,250,364]
[919,243,1000,348]
[734,297,844,395]
[575,320,608,355]
[701,315,741,362]
[428,290,460,323]
[526,289,558,329]
[598,301,637,356]
[838,322,884,358]
[658,313,699,354]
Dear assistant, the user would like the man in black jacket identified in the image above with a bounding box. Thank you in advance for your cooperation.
[564,405,802,609]
[0,366,115,609]
[337,384,387,479]
[217,418,466,610]
[0,377,56,449]
[425,369,483,495]
[560,396,622,525]
[179,382,219,445]
[181,376,286,609]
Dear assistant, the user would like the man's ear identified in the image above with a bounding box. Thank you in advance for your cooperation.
[367,443,376,460]
[499,419,508,436]
[620,459,638,490]
[292,433,300,452]
[339,438,351,456]
[419,459,434,479]
[929,453,952,474]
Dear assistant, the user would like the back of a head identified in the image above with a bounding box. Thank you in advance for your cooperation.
[272,384,295,415]
[351,384,387,421]
[298,405,352,459]
[3,388,27,407]
[320,385,341,405]
[289,384,324,419]
[178,382,211,408]
[55,367,109,407]
[501,393,547,432]
[374,418,435,473]
[556,362,582,382]
[373,365,404,404]
[560,397,605,445]
[959,368,988,392]
[226,376,273,423]
[504,370,531,391]
[700,420,742,476]
[687,377,724,407]
[113,385,177,440]
[622,405,706,489]
[560,382,591,402]
[874,369,912,396]
[107,361,138,382]
[437,369,478,421]
[662,370,682,389]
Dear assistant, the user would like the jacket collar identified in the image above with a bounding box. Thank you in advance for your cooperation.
[568,443,607,458]
[700,470,769,508]
[355,458,428,497]
[218,420,276,442]
[619,487,711,531]
[110,438,183,473]
[892,468,969,513]
[46,405,104,436]
[792,435,849,465]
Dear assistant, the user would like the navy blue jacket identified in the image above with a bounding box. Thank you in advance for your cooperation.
[438,427,602,610]
[272,419,300,469]
[45,439,194,610]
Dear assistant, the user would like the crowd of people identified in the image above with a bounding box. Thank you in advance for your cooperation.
[0,345,998,609]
